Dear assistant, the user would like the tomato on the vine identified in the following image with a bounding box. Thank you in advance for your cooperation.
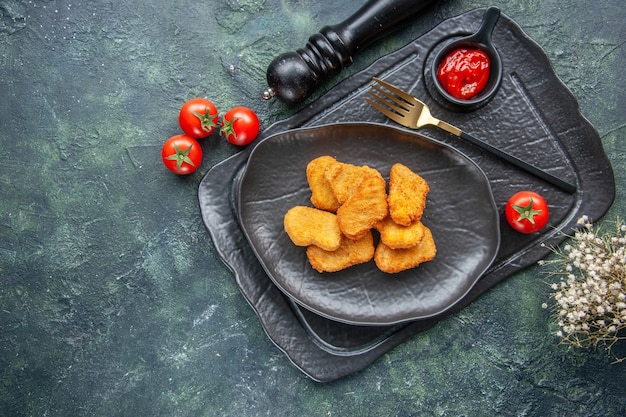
[179,98,219,139]
[220,106,260,146]
[161,134,202,175]
[505,191,549,234]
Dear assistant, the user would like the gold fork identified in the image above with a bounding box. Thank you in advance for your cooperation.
[364,77,576,194]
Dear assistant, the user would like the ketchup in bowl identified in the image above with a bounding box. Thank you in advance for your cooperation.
[436,48,490,100]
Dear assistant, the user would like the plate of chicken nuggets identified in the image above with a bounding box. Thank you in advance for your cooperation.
[238,123,500,325]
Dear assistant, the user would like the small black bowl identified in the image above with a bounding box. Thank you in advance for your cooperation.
[430,7,503,109]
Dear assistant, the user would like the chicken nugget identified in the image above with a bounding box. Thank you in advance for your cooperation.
[306,156,341,212]
[284,206,342,251]
[325,160,383,204]
[375,216,426,249]
[306,230,375,273]
[374,225,437,274]
[388,163,430,226]
[337,174,388,240]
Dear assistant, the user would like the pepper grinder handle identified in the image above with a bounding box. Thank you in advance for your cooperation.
[263,0,438,104]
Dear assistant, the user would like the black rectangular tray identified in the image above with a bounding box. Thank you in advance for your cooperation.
[198,8,614,382]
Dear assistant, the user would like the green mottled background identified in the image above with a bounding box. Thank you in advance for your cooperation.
[1,0,624,416]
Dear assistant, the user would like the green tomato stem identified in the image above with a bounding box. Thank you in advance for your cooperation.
[193,108,218,133]
[512,197,542,225]
[220,117,239,139]
[165,143,196,170]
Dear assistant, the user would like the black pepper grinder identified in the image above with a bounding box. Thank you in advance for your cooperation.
[262,0,438,104]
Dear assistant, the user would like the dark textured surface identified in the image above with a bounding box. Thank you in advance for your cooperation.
[1,0,625,416]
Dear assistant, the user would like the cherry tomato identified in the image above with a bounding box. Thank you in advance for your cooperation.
[220,106,260,146]
[179,98,219,139]
[505,191,549,234]
[161,134,202,175]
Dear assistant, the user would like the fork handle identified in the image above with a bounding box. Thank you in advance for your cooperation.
[455,130,576,193]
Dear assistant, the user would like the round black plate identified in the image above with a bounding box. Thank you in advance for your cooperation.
[237,122,500,325]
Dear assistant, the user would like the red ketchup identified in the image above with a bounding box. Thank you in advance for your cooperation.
[437,48,490,100]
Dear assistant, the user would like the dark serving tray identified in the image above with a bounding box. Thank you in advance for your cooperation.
[198,8,614,382]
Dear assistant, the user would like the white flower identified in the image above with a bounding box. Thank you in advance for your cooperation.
[543,216,626,362]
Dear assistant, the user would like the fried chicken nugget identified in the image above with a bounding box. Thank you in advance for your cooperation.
[375,216,426,249]
[284,206,342,251]
[306,156,341,212]
[337,174,388,240]
[306,230,374,273]
[324,160,383,204]
[388,163,430,226]
[374,225,436,274]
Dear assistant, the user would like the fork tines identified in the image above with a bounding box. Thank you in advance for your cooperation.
[372,77,416,103]
[364,77,414,125]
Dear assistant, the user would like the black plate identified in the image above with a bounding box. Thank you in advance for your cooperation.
[237,123,500,325]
